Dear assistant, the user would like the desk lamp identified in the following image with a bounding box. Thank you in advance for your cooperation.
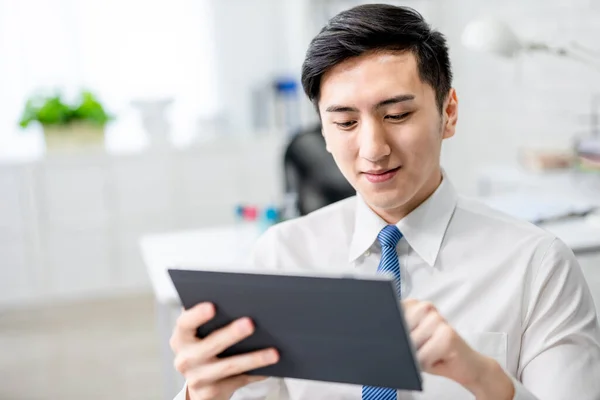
[461,17,600,72]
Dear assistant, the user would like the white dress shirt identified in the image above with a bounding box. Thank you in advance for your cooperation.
[175,176,600,400]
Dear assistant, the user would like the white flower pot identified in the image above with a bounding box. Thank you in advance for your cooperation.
[42,122,106,152]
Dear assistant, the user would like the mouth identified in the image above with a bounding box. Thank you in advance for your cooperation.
[362,166,401,183]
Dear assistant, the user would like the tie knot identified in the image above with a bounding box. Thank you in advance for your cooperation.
[377,225,403,248]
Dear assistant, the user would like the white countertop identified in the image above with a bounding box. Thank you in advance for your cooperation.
[140,224,263,304]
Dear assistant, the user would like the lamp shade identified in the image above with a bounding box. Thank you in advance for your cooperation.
[462,18,523,58]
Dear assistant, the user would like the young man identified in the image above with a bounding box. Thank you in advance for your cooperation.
[169,4,600,400]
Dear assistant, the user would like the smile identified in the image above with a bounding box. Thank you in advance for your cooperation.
[362,167,401,183]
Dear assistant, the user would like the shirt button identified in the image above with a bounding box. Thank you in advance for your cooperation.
[364,250,371,257]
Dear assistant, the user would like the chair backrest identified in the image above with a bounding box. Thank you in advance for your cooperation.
[283,125,355,216]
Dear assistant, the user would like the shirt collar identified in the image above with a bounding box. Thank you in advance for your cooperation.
[348,173,458,266]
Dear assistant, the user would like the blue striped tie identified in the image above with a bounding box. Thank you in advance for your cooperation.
[362,224,403,400]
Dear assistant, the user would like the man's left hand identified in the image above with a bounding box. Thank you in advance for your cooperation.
[403,299,515,400]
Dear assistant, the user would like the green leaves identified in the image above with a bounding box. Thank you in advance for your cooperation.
[72,91,112,126]
[19,90,113,129]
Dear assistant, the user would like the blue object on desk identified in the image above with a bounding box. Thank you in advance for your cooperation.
[259,205,280,232]
[235,205,245,220]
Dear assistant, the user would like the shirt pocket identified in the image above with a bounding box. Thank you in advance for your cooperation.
[459,331,508,369]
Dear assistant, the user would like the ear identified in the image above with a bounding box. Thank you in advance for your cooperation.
[442,88,458,139]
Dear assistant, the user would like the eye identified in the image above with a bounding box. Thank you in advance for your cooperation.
[334,121,357,130]
[385,112,411,121]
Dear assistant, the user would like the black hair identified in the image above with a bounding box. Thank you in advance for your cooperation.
[301,4,452,113]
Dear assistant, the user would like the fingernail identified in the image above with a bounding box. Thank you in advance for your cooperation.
[236,318,253,333]
[199,303,214,315]
[265,349,279,363]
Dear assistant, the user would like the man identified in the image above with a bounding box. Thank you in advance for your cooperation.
[169,4,600,400]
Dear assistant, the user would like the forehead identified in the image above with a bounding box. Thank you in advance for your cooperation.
[319,51,427,108]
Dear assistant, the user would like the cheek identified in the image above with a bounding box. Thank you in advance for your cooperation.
[326,137,361,184]
[410,134,438,159]
[325,132,357,163]
[397,121,441,164]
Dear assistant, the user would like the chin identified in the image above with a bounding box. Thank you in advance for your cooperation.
[362,190,410,211]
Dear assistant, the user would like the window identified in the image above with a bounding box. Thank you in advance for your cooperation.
[0,0,219,152]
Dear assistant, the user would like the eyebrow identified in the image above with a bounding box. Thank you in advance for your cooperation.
[325,94,416,113]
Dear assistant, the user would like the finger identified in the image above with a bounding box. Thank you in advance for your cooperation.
[189,374,267,399]
[180,303,217,335]
[170,303,216,351]
[174,317,257,373]
[198,317,256,359]
[401,299,419,315]
[416,323,453,370]
[402,298,419,307]
[411,309,442,350]
[404,301,435,331]
[190,348,279,387]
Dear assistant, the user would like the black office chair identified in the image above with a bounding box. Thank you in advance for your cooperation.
[284,124,356,216]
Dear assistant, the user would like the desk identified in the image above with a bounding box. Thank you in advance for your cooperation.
[140,224,265,305]
[542,218,600,256]
[140,215,600,399]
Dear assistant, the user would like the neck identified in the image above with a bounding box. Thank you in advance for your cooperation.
[374,169,443,224]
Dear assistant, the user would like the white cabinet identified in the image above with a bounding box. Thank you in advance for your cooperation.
[174,150,240,228]
[236,140,284,204]
[0,167,38,306]
[0,239,32,305]
[112,154,176,223]
[0,169,27,237]
[0,136,285,307]
[36,161,112,230]
[41,228,115,298]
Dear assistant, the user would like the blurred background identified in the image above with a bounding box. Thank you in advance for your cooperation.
[1,0,600,399]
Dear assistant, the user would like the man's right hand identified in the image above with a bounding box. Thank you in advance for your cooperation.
[170,302,280,400]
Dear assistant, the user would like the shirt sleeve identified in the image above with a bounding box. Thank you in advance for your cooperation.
[517,238,600,399]
[173,384,187,400]
[230,378,283,400]
[508,374,538,400]
[247,225,281,269]
[173,376,282,400]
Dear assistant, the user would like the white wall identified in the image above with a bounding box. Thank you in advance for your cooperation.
[279,0,323,127]
[438,0,600,195]
[210,0,293,136]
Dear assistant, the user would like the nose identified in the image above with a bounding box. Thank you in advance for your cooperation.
[358,120,391,163]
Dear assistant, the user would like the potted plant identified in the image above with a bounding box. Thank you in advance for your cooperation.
[19,90,114,151]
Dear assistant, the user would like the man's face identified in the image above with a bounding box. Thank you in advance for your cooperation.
[318,51,457,218]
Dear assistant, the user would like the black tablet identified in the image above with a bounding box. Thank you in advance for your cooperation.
[168,268,422,391]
